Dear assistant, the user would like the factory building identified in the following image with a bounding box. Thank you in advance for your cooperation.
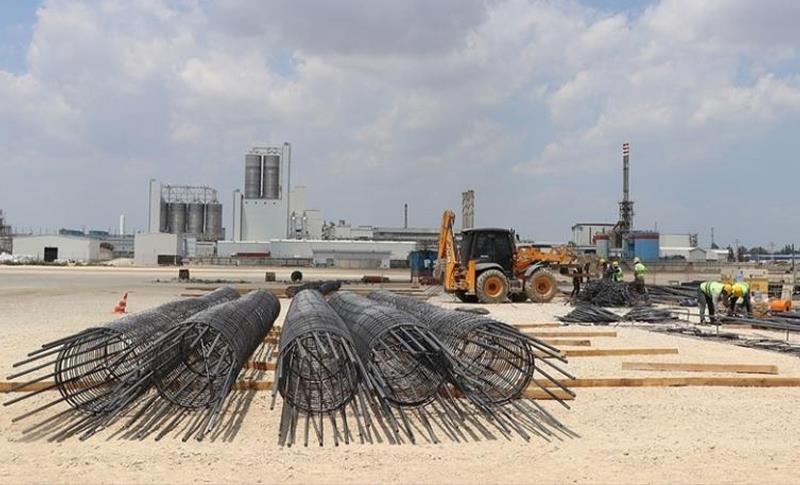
[134,232,180,266]
[571,223,615,247]
[269,239,416,269]
[147,180,224,241]
[12,235,101,262]
[231,144,292,241]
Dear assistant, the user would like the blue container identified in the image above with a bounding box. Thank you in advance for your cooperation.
[628,231,659,261]
[409,250,437,277]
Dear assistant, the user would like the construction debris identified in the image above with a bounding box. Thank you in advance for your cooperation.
[623,306,678,323]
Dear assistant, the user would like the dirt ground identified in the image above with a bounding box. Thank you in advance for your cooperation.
[1,266,799,484]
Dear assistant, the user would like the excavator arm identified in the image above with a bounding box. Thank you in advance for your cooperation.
[435,209,469,291]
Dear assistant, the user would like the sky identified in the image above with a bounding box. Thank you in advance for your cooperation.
[1,0,799,248]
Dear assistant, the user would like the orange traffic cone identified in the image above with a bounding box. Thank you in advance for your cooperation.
[113,292,128,314]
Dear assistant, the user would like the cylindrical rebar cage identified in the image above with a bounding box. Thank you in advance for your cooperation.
[328,292,446,407]
[368,290,534,404]
[151,289,280,409]
[51,287,241,414]
[277,290,360,413]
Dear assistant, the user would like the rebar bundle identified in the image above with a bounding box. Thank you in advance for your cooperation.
[4,287,240,431]
[557,305,622,324]
[147,289,280,440]
[646,284,698,305]
[274,289,368,446]
[575,280,640,307]
[623,306,677,323]
[328,292,448,408]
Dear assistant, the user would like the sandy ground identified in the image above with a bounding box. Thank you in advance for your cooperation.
[2,266,800,484]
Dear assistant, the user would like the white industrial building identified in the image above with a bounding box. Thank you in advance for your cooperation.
[13,235,101,262]
[134,232,180,266]
[571,223,614,246]
[270,239,416,268]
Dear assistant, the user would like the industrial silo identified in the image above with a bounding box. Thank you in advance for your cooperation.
[159,200,169,232]
[262,155,280,199]
[205,202,223,241]
[169,202,186,234]
[187,202,205,235]
[244,154,262,198]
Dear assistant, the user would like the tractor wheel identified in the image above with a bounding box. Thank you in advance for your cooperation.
[476,270,509,304]
[455,291,478,303]
[526,270,557,303]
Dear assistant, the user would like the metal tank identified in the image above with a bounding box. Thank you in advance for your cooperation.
[244,154,262,199]
[205,202,223,241]
[262,155,280,199]
[169,202,186,234]
[187,202,205,235]
[159,200,169,232]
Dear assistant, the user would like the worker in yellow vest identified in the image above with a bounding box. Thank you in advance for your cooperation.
[697,281,732,323]
[728,282,752,316]
[611,261,624,282]
[633,257,648,301]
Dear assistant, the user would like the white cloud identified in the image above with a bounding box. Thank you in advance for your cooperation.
[1,0,800,242]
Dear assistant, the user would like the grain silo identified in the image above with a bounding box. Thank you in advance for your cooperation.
[168,202,186,234]
[244,154,262,199]
[187,202,205,235]
[205,202,223,240]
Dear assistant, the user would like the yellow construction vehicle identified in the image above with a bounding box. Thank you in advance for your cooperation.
[436,209,581,303]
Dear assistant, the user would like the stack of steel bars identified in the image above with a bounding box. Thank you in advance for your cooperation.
[574,280,640,307]
[558,305,622,324]
[623,306,677,323]
[646,284,698,305]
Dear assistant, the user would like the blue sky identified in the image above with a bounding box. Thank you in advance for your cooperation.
[0,1,39,73]
[1,0,799,247]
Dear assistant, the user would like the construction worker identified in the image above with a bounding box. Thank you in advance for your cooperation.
[633,257,648,300]
[697,281,732,323]
[611,261,624,282]
[729,281,752,316]
[599,259,610,280]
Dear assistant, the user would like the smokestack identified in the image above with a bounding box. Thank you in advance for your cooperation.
[622,142,630,203]
[404,203,408,229]
[119,214,125,235]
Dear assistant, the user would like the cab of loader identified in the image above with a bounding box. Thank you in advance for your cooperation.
[460,228,516,274]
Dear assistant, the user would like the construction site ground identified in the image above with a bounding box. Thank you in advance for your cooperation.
[1,266,799,484]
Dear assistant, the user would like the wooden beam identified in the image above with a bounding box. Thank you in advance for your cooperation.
[536,376,800,388]
[245,361,276,371]
[527,331,617,338]
[513,323,562,329]
[621,362,779,375]
[540,339,592,347]
[560,348,679,357]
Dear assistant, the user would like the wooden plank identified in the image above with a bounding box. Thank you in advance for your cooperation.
[561,348,678,357]
[245,361,276,371]
[621,362,779,375]
[540,339,592,347]
[535,376,800,388]
[513,323,562,329]
[527,331,617,338]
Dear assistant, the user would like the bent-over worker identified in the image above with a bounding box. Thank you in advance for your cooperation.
[697,281,732,323]
[729,282,752,316]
